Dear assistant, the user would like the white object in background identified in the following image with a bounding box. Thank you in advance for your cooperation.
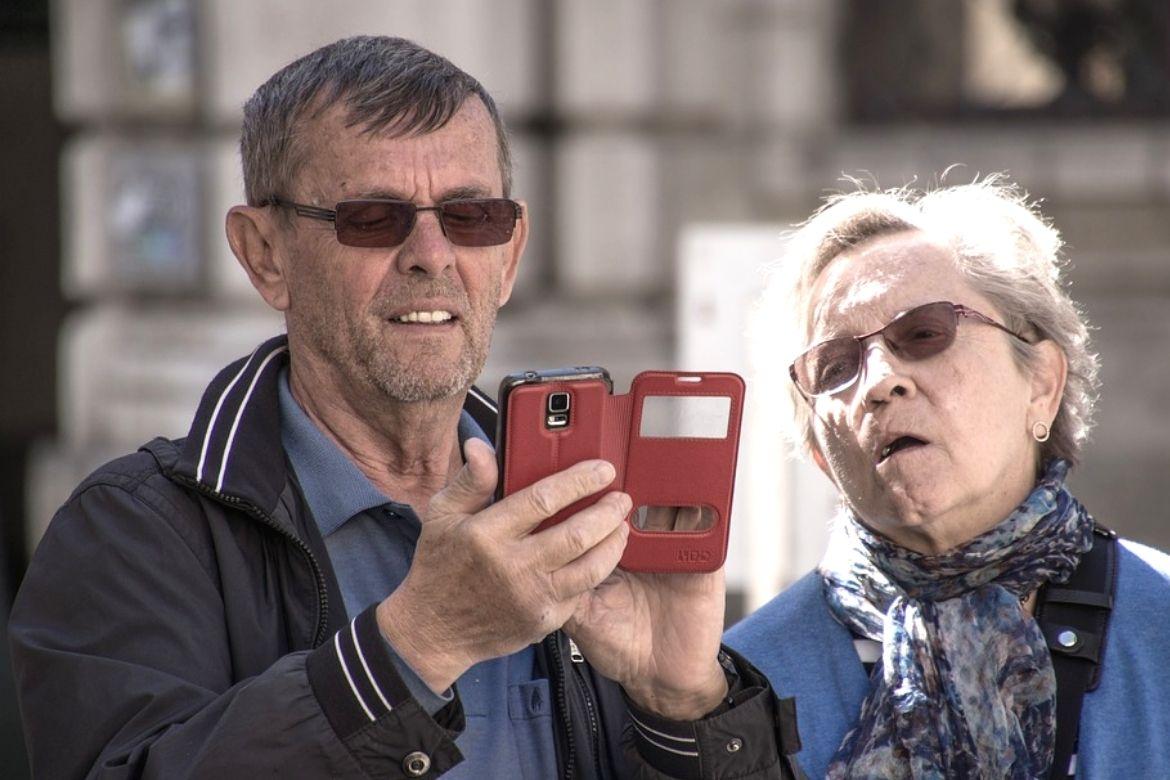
[677,224,837,612]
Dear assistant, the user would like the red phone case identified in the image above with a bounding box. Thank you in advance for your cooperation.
[499,371,745,573]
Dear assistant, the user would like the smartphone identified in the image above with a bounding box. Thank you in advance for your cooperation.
[496,366,613,532]
[495,366,745,572]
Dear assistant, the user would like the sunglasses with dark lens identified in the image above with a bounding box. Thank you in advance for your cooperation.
[267,197,522,248]
[789,300,1032,398]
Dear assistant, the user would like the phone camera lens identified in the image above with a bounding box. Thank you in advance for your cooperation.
[547,392,571,414]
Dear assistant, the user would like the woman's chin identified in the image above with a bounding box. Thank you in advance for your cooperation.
[857,503,966,554]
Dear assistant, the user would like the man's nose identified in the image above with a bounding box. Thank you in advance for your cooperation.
[394,209,457,276]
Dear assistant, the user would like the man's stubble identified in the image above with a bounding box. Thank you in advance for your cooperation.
[291,256,504,405]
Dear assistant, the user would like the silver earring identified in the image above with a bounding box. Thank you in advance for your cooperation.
[1032,421,1050,443]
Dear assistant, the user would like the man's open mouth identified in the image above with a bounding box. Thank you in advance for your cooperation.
[391,310,455,324]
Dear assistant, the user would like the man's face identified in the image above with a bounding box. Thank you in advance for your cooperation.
[275,98,524,404]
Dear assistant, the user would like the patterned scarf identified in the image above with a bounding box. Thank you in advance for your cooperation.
[820,459,1095,779]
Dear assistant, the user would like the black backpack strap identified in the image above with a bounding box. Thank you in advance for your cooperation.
[1036,526,1118,779]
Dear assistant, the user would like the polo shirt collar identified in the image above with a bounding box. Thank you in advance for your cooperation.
[278,367,491,538]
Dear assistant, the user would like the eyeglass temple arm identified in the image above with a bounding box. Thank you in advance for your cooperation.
[266,198,337,223]
[954,304,1032,344]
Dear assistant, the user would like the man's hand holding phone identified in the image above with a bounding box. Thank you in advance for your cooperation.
[377,439,631,694]
[566,505,729,723]
[565,561,730,721]
[377,437,728,723]
[487,365,744,720]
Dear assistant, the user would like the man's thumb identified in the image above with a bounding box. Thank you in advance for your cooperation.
[428,438,498,520]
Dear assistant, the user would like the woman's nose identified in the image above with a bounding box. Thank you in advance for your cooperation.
[858,341,916,405]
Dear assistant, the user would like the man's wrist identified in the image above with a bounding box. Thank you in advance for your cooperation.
[622,659,730,721]
[376,592,469,693]
[382,640,456,716]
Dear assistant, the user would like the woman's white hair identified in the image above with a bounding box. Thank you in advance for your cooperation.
[753,174,1099,466]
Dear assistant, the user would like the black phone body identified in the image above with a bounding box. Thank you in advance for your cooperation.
[494,366,613,502]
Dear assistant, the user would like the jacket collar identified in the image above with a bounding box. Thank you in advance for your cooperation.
[175,334,499,516]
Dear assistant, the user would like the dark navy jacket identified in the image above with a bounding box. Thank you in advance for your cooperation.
[11,335,801,779]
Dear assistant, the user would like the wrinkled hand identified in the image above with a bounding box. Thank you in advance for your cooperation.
[377,438,631,693]
[566,506,728,721]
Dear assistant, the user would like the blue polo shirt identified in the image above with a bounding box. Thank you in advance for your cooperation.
[278,370,556,777]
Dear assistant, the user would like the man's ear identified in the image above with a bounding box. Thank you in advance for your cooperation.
[226,205,291,311]
[495,200,529,307]
[1029,339,1068,426]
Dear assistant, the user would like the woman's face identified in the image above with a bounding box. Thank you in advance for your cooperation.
[804,230,1065,554]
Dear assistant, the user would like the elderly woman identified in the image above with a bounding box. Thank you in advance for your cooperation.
[727,179,1170,779]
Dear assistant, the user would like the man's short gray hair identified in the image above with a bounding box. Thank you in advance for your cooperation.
[240,35,512,206]
[756,175,1099,466]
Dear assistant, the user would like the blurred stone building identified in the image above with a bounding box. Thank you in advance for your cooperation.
[12,0,1170,627]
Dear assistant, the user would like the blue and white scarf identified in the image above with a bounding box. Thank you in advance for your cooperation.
[820,459,1095,779]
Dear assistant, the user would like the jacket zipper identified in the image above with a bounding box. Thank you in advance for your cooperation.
[568,637,603,777]
[178,476,616,777]
[546,633,577,779]
[174,475,331,647]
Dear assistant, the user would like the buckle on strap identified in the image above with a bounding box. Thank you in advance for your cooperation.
[1042,622,1103,662]
[1043,587,1113,610]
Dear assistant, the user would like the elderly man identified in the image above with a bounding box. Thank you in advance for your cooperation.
[11,37,800,779]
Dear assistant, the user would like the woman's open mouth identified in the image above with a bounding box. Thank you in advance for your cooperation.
[877,435,928,464]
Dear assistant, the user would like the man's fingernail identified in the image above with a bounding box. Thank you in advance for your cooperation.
[594,461,616,483]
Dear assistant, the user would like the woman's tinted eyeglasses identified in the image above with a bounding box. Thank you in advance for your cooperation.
[267,197,522,248]
[789,300,1032,398]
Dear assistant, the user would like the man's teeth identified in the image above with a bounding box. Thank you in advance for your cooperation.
[881,445,892,459]
[393,311,453,323]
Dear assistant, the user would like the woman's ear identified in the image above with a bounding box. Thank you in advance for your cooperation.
[809,437,838,487]
[1029,339,1068,425]
[226,205,291,311]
